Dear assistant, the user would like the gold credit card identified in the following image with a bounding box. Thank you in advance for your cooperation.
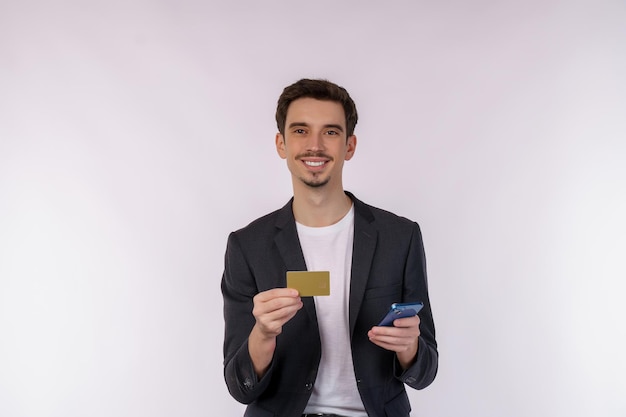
[286,271,330,297]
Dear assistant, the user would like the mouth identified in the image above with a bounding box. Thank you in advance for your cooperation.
[298,153,331,171]
[300,159,329,172]
[303,160,326,167]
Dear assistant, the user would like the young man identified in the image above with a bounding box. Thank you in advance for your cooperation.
[221,79,437,417]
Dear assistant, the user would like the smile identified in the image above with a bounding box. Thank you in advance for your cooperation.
[304,161,326,167]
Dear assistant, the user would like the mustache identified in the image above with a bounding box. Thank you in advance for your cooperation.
[296,151,333,161]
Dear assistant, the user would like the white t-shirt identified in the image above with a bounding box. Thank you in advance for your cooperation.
[297,205,367,417]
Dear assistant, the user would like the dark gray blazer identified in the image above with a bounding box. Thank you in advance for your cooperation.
[222,192,438,417]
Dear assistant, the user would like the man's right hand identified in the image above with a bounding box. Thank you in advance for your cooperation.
[249,288,302,377]
[253,288,303,338]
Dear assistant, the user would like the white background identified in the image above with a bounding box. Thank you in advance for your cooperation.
[1,1,625,416]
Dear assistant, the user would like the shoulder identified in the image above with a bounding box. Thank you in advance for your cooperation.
[349,191,419,229]
[349,192,424,252]
[230,197,294,240]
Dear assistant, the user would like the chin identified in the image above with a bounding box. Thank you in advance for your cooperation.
[301,176,330,188]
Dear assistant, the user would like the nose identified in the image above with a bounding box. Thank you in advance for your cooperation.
[305,131,324,151]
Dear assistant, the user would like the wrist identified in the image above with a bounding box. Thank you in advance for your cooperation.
[396,338,419,370]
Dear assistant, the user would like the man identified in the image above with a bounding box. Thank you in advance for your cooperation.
[222,79,437,417]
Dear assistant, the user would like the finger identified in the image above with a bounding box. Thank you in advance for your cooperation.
[254,289,301,310]
[368,332,416,352]
[369,331,412,344]
[258,309,299,331]
[254,301,303,335]
[368,326,418,346]
[368,336,406,352]
[390,315,421,328]
[370,323,418,336]
[255,287,300,302]
[254,296,303,318]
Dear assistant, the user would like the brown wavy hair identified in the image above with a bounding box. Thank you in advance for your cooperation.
[275,79,358,137]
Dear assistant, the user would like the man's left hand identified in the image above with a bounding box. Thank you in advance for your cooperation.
[368,315,420,370]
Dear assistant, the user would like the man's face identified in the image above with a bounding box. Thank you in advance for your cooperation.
[276,98,356,190]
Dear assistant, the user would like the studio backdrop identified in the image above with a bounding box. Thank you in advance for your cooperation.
[1,1,625,416]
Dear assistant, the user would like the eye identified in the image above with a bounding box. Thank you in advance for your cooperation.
[325,130,339,136]
[293,128,306,134]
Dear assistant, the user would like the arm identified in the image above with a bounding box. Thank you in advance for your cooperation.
[248,288,302,378]
[221,232,303,403]
[367,222,438,389]
[367,315,421,370]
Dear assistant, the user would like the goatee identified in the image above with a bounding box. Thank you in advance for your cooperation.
[301,175,330,188]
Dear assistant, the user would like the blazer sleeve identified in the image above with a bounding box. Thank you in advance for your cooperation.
[394,222,438,389]
[221,232,275,403]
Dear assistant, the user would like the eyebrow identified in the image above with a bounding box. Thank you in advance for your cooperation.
[288,122,345,132]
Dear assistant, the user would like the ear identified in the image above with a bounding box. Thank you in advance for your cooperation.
[275,133,287,159]
[344,135,357,161]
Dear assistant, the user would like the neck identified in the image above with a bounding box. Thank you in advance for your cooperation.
[292,185,352,227]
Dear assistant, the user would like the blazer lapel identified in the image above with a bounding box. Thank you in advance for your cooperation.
[273,199,318,323]
[272,193,378,331]
[348,194,378,336]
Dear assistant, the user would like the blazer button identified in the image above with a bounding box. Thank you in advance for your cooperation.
[305,382,313,390]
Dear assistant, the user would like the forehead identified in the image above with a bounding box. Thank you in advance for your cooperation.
[285,98,346,126]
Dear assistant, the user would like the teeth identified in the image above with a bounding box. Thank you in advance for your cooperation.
[305,161,325,167]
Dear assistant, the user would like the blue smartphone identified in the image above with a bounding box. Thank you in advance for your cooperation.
[378,302,424,326]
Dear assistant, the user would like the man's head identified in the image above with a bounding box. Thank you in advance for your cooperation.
[276,79,358,138]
